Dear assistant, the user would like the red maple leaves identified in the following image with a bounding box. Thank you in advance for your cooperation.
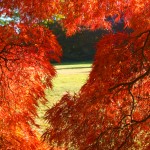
[43,31,150,150]
[0,23,61,148]
[1,0,150,149]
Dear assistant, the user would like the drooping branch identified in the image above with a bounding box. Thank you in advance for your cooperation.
[128,86,135,121]
[137,30,150,62]
[136,30,150,39]
[132,114,150,124]
[117,126,133,150]
[109,67,150,92]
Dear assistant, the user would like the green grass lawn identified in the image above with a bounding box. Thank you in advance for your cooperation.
[36,61,92,134]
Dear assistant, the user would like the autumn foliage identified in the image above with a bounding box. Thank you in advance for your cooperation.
[43,1,150,150]
[1,1,61,148]
[43,32,150,149]
[1,0,150,149]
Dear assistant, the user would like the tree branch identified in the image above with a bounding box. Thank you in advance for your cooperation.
[109,67,150,92]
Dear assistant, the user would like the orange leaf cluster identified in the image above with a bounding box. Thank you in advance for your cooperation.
[0,23,61,149]
[1,0,150,149]
[43,32,150,149]
[43,1,150,149]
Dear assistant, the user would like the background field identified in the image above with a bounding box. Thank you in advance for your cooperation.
[36,61,92,133]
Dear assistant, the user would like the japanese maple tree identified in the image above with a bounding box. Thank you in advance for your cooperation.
[1,0,150,149]
[42,0,150,150]
[1,0,62,149]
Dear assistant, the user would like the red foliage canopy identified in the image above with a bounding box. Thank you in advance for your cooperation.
[1,0,150,149]
[42,0,150,150]
[1,1,61,148]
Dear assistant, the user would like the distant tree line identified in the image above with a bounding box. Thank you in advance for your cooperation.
[47,22,107,61]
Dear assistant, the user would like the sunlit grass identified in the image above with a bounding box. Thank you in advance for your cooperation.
[36,61,92,134]
[46,74,88,106]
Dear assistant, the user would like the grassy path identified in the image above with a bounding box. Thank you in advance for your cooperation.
[47,61,92,105]
[36,61,92,133]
